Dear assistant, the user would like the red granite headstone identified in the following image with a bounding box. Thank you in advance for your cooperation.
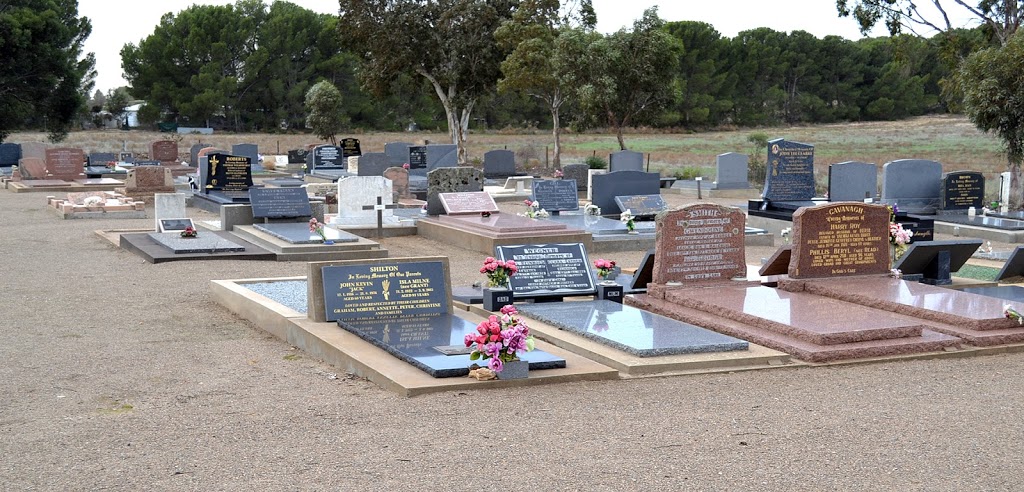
[150,140,179,164]
[384,167,412,200]
[17,158,47,179]
[125,167,174,192]
[652,204,746,285]
[44,148,85,180]
[789,202,891,278]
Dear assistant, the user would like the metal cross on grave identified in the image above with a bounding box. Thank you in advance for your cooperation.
[361,196,398,237]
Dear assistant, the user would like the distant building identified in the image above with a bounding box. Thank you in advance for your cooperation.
[124,103,142,128]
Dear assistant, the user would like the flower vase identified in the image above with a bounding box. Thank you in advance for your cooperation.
[483,286,513,312]
[497,359,529,380]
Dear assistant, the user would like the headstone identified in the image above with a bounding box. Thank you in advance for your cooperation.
[310,145,344,170]
[190,143,209,167]
[439,192,499,215]
[204,153,253,192]
[789,203,891,278]
[17,158,46,179]
[384,142,414,167]
[356,153,389,177]
[407,145,427,173]
[0,143,22,167]
[287,148,309,164]
[828,161,877,202]
[608,150,644,172]
[426,167,484,216]
[495,243,596,298]
[880,159,943,214]
[87,152,117,166]
[532,179,580,212]
[249,187,312,219]
[149,140,179,164]
[893,239,982,285]
[340,138,362,158]
[333,176,395,224]
[232,143,261,172]
[562,164,589,191]
[118,152,135,163]
[384,167,413,200]
[483,150,516,179]
[614,194,668,216]
[941,171,985,212]
[20,142,46,160]
[426,144,458,172]
[125,167,174,193]
[44,148,85,180]
[154,193,187,231]
[714,152,749,189]
[590,170,660,216]
[762,138,815,201]
[322,260,449,322]
[652,204,746,285]
[631,250,655,292]
[1001,171,1011,206]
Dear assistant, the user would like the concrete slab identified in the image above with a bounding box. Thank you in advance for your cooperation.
[119,230,275,263]
[231,225,388,262]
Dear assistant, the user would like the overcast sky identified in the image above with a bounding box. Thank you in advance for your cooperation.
[79,0,980,94]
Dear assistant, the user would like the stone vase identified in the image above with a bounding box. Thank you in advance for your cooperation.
[483,287,513,312]
[497,359,529,380]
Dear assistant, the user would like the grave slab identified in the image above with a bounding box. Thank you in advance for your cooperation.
[253,223,359,244]
[119,231,274,263]
[148,232,246,254]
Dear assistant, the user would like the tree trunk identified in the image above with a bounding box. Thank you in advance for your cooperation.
[421,69,472,165]
[609,108,626,150]
[551,106,561,170]
[1010,160,1021,210]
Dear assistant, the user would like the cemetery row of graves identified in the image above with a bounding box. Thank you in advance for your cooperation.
[3,135,1024,396]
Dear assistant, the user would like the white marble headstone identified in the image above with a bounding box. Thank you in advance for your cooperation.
[154,193,187,231]
[331,176,397,225]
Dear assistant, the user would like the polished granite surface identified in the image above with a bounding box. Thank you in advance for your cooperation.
[254,223,360,244]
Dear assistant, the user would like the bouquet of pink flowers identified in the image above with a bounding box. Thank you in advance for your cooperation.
[465,305,536,372]
[309,217,327,242]
[594,258,616,280]
[888,207,914,260]
[480,256,517,288]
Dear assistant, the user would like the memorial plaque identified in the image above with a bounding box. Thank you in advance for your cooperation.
[311,145,344,169]
[249,187,312,219]
[158,218,196,232]
[150,140,178,163]
[0,143,22,166]
[44,148,85,180]
[495,243,596,297]
[439,192,499,215]
[287,149,309,164]
[204,153,253,191]
[408,146,427,170]
[789,203,891,278]
[426,167,484,216]
[762,138,815,201]
[652,204,746,285]
[614,194,668,216]
[941,171,984,211]
[340,138,362,158]
[532,179,580,212]
[321,260,448,322]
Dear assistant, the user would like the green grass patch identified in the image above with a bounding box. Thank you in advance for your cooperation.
[953,264,999,281]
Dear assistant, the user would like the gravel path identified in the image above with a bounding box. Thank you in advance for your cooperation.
[2,188,1022,491]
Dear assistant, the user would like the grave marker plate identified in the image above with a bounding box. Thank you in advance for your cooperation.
[249,187,312,219]
[590,170,661,216]
[789,203,891,278]
[496,243,596,297]
[158,218,195,232]
[614,194,667,216]
[204,153,253,192]
[532,179,580,212]
[340,138,362,158]
[762,138,815,201]
[941,171,984,211]
[439,192,499,215]
[322,260,448,322]
[653,204,746,285]
[408,146,427,170]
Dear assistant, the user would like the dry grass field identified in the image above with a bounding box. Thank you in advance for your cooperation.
[11,114,1008,197]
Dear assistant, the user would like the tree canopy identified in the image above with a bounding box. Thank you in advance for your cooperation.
[0,0,95,142]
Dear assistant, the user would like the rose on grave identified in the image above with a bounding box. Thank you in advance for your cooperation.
[464,305,535,373]
[594,258,617,281]
[480,257,517,288]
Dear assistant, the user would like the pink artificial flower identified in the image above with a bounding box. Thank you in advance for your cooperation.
[500,305,517,315]
[488,357,503,372]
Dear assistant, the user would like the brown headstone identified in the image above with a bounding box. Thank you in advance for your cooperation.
[652,204,746,285]
[789,203,891,278]
[18,158,47,179]
[126,167,174,192]
[44,148,85,180]
[150,140,179,164]
[384,167,412,200]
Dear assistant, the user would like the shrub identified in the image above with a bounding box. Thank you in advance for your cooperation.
[585,155,607,170]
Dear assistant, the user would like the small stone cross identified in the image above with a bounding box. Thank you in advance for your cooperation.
[361,196,398,237]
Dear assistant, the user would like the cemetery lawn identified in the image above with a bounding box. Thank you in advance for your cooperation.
[953,264,1000,281]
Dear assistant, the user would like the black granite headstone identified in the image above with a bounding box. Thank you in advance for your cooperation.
[190,143,209,167]
[287,149,309,164]
[590,171,661,217]
[532,179,580,212]
[87,152,117,166]
[408,146,427,171]
[996,246,1024,281]
[249,187,312,219]
[311,145,344,169]
[941,171,985,211]
[204,153,253,192]
[322,260,448,322]
[630,250,655,292]
[495,243,596,298]
[483,149,516,179]
[762,138,815,201]
[614,194,668,216]
[340,138,362,158]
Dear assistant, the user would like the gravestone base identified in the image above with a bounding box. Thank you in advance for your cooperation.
[231,225,388,262]
[210,278,618,396]
[119,230,275,263]
[632,281,962,363]
[934,216,1024,243]
[417,215,592,255]
[7,179,124,193]
[668,181,755,199]
[47,193,146,219]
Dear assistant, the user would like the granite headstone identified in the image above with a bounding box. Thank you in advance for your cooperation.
[495,243,596,298]
[941,171,985,211]
[356,153,390,177]
[249,187,312,219]
[311,145,345,169]
[0,143,21,167]
[340,138,362,158]
[44,148,85,180]
[384,142,414,167]
[714,152,749,189]
[483,150,516,179]
[384,167,413,200]
[439,192,499,215]
[232,143,261,172]
[204,153,253,192]
[652,204,746,285]
[150,140,179,164]
[614,194,668,216]
[828,161,877,202]
[880,159,943,214]
[426,167,484,216]
[789,203,891,278]
[532,179,580,212]
[562,164,589,191]
[609,150,644,173]
[762,138,815,201]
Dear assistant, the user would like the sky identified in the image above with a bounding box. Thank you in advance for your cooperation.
[79,0,982,94]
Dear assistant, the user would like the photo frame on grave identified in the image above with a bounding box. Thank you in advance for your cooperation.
[159,218,196,232]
